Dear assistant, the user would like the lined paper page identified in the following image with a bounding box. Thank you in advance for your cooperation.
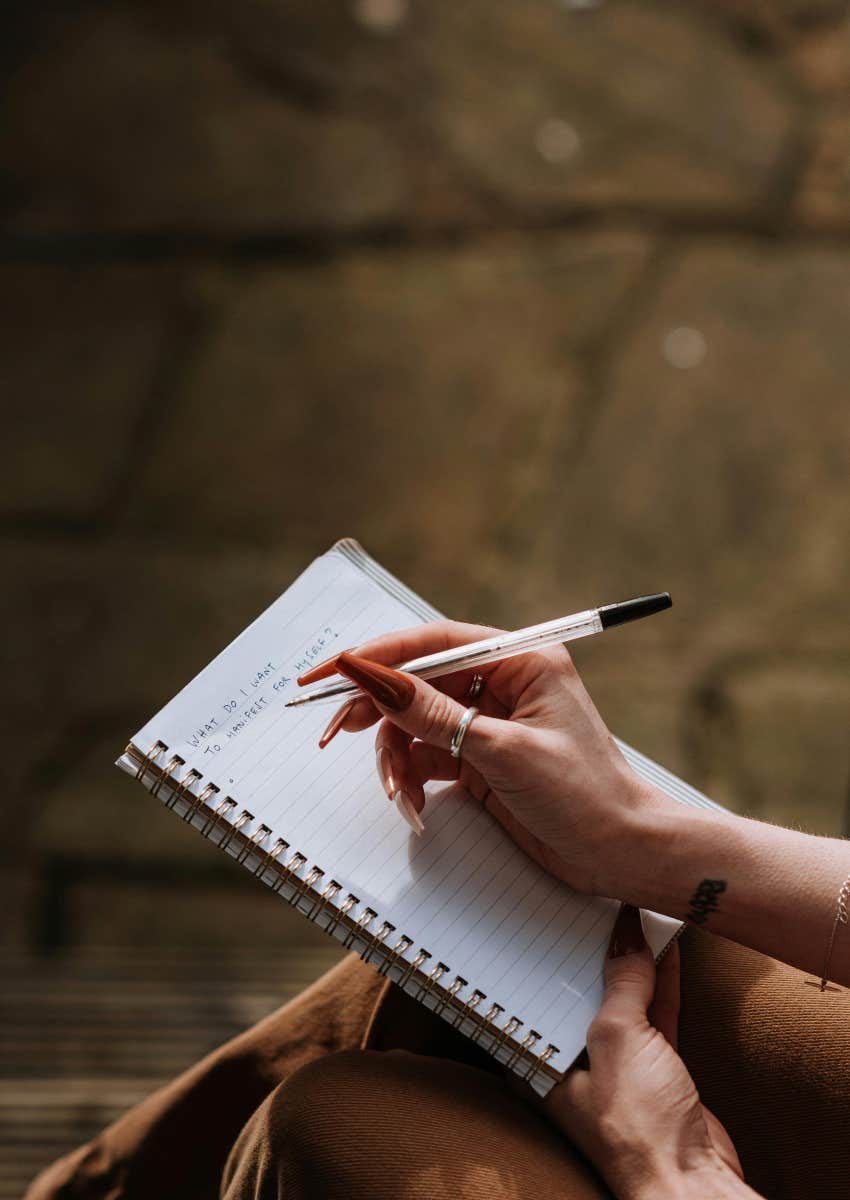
[123,547,671,1072]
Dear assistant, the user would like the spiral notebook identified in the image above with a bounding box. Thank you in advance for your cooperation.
[118,538,717,1096]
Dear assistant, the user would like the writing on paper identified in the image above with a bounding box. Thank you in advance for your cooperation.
[181,626,342,760]
[292,626,340,677]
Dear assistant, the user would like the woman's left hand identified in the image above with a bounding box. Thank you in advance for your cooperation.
[542,906,757,1200]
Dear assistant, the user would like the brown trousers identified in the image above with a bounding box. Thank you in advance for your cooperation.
[26,930,850,1200]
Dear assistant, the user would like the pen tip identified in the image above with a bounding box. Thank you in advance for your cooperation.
[598,592,672,630]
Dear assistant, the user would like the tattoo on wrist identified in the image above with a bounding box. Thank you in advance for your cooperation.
[687,878,727,925]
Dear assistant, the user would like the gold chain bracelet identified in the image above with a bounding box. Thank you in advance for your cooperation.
[819,873,850,992]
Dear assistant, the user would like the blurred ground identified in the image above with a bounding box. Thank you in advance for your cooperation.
[3,1,850,1192]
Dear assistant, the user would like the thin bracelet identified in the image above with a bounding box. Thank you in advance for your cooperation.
[819,873,850,992]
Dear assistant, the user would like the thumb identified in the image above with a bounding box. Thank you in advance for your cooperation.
[334,652,505,772]
[599,904,656,1022]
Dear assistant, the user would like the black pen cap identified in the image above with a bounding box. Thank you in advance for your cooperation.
[598,593,672,630]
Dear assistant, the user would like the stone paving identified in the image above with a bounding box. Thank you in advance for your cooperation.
[3,0,850,1190]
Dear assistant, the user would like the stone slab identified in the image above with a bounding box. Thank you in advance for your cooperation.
[510,238,850,834]
[423,1,795,219]
[689,658,850,835]
[795,109,850,229]
[784,13,850,227]
[1,4,448,235]
[125,234,649,603]
[0,266,184,521]
[2,1,797,233]
[2,538,311,874]
[788,13,850,96]
[524,240,850,664]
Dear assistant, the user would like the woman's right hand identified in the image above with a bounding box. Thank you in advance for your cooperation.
[304,616,850,996]
[300,619,676,899]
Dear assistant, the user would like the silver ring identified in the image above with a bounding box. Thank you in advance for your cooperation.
[450,706,479,759]
[466,673,485,702]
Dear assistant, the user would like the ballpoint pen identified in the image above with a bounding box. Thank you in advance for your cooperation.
[284,592,671,709]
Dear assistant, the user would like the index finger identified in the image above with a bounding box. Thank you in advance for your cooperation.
[297,619,504,685]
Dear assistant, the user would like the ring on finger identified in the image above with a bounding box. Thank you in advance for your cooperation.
[450,706,479,760]
[465,673,485,702]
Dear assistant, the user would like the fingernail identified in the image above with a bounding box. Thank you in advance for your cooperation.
[298,647,355,686]
[608,904,645,959]
[376,746,397,800]
[393,790,424,836]
[318,699,356,749]
[336,652,415,713]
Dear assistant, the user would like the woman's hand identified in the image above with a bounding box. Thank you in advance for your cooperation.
[543,905,757,1200]
[304,619,850,983]
[300,619,675,898]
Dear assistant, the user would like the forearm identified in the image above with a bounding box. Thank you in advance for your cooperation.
[626,793,850,984]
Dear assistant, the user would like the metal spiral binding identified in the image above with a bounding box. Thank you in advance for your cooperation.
[272,851,306,895]
[167,765,202,812]
[433,974,466,1019]
[253,837,288,880]
[236,823,271,866]
[306,878,342,924]
[505,1029,541,1072]
[491,1015,521,1056]
[152,755,184,799]
[341,906,376,950]
[414,961,448,1004]
[125,738,562,1090]
[325,891,358,937]
[471,1003,505,1045]
[398,947,430,989]
[289,864,324,910]
[452,987,484,1028]
[377,933,412,977]
[360,919,394,966]
[201,795,237,839]
[186,782,220,824]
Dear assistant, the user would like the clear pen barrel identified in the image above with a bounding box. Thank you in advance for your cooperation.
[411,610,602,679]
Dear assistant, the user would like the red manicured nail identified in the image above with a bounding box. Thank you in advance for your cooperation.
[318,698,357,748]
[298,647,355,686]
[335,653,416,713]
[608,904,645,958]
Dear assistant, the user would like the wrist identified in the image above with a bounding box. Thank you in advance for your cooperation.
[617,783,746,918]
[628,1157,758,1200]
[617,787,850,984]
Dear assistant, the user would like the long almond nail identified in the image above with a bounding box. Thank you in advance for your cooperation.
[393,790,424,836]
[298,647,355,686]
[336,652,416,713]
[608,903,645,958]
[376,746,397,800]
[318,699,356,749]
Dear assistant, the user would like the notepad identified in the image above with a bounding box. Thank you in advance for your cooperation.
[118,539,719,1095]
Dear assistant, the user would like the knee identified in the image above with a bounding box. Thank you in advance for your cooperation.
[265,1047,483,1151]
[223,1050,386,1199]
[262,1049,386,1160]
[254,1050,603,1199]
